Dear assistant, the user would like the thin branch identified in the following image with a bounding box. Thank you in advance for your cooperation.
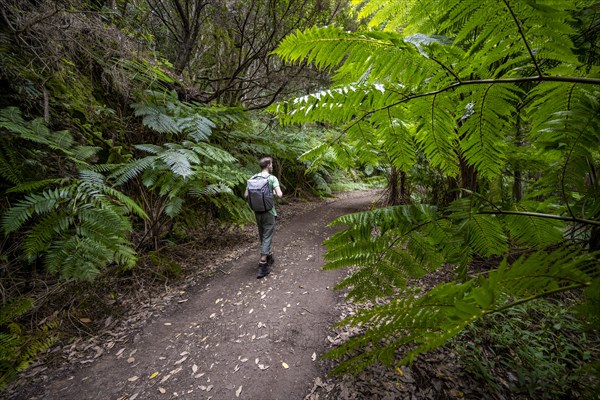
[373,75,600,116]
[477,210,600,227]
[561,93,578,219]
[501,0,543,76]
[429,55,461,82]
[488,283,589,314]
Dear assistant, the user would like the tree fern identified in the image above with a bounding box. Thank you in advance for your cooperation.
[273,0,600,376]
[2,171,141,280]
[131,90,243,143]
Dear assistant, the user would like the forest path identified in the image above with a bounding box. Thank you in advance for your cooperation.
[15,191,375,400]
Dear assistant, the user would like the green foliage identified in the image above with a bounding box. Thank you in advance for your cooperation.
[110,93,256,248]
[2,169,141,280]
[326,248,598,375]
[131,90,237,142]
[0,109,144,280]
[456,299,598,399]
[0,297,56,389]
[218,119,344,197]
[147,251,183,281]
[273,0,600,380]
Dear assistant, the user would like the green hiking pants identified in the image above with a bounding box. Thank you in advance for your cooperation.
[255,212,276,256]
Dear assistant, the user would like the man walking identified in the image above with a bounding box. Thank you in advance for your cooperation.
[245,157,283,278]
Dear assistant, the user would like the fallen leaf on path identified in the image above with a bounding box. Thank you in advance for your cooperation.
[159,374,171,384]
[158,387,166,394]
[174,356,188,365]
[255,358,259,364]
[127,357,135,363]
[194,372,205,378]
[192,364,198,373]
[116,348,125,358]
[169,366,183,375]
[236,385,243,397]
[249,309,254,314]
[282,362,289,369]
[258,364,269,370]
[216,298,222,304]
[233,364,240,373]
[206,385,213,392]
[240,358,248,363]
[128,376,139,382]
[164,322,172,326]
[209,313,216,319]
[149,372,159,379]
[79,318,91,323]
[312,352,317,361]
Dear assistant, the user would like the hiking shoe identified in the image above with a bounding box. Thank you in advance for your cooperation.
[266,254,275,266]
[257,261,270,279]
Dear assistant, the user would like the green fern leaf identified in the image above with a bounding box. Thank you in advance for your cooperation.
[111,156,158,185]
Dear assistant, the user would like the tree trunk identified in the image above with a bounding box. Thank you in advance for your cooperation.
[513,170,523,202]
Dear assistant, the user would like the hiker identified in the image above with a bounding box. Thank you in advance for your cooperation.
[244,156,283,278]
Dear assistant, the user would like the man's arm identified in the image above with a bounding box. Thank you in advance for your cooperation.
[274,186,283,198]
[244,188,248,199]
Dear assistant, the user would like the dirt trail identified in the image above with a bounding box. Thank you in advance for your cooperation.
[13,192,374,400]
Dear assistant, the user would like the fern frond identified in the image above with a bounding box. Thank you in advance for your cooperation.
[71,146,102,161]
[378,120,417,171]
[458,84,523,179]
[0,148,23,185]
[275,26,422,84]
[22,212,70,259]
[189,183,234,197]
[101,186,148,220]
[0,297,33,326]
[158,149,193,178]
[110,156,157,185]
[164,196,184,218]
[188,141,238,164]
[6,179,64,193]
[413,94,459,176]
[353,0,417,32]
[325,205,447,300]
[410,0,578,76]
[132,103,180,134]
[503,210,565,249]
[178,114,215,142]
[45,236,110,280]
[2,192,61,233]
[327,248,596,374]
[463,214,508,257]
[0,107,31,135]
[134,143,163,154]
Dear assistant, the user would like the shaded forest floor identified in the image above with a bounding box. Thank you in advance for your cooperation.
[6,190,580,400]
[6,190,378,399]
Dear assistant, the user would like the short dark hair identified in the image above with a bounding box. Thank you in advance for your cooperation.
[259,157,272,169]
